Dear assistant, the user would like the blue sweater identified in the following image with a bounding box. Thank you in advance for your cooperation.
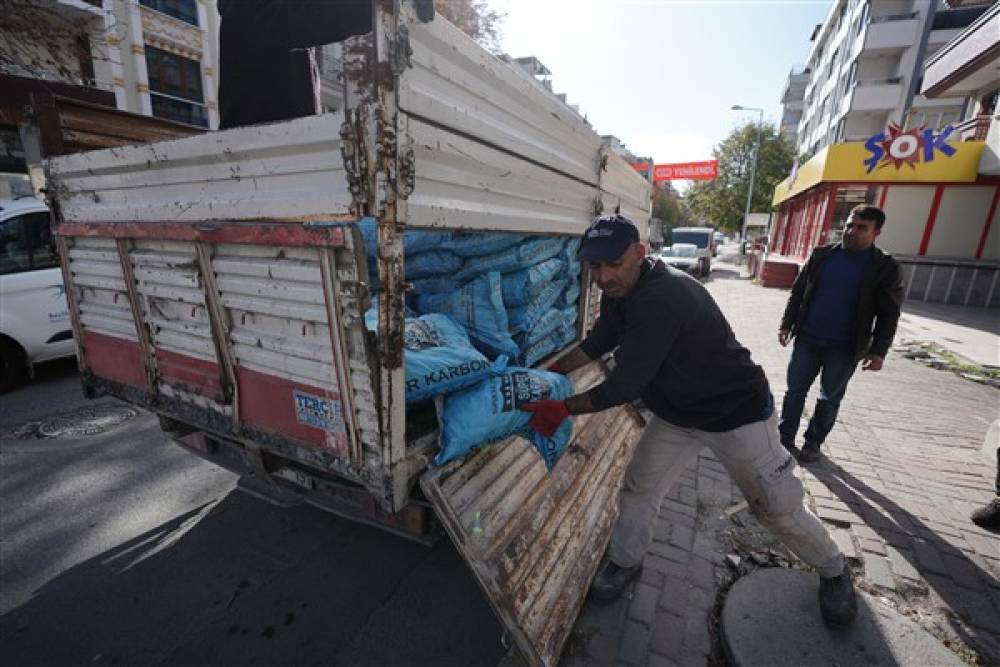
[803,246,873,342]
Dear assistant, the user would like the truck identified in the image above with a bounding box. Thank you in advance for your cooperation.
[41,3,652,666]
[669,227,715,277]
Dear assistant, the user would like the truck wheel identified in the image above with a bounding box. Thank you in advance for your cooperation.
[0,336,28,394]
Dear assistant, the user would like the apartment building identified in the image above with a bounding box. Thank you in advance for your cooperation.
[1,0,220,129]
[781,0,991,157]
[779,67,811,140]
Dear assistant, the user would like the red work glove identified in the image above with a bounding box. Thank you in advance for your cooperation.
[521,400,570,438]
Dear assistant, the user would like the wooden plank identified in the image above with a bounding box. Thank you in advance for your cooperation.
[420,366,645,667]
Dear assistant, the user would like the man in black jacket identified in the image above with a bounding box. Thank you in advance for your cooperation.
[522,215,858,626]
[778,205,903,463]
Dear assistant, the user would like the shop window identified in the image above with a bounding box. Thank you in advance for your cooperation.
[140,0,198,26]
[145,46,208,127]
[827,185,879,245]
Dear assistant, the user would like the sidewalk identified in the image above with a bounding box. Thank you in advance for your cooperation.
[565,269,1000,667]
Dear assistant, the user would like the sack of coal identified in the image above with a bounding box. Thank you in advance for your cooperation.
[402,314,507,404]
[508,279,566,334]
[435,368,574,470]
[414,272,520,359]
[500,258,564,307]
[457,236,565,281]
[445,232,524,258]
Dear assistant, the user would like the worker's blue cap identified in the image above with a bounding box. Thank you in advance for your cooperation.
[578,214,640,262]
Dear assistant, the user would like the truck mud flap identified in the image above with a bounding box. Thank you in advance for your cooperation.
[419,363,644,667]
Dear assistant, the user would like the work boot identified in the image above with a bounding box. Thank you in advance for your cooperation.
[780,437,799,457]
[590,559,641,602]
[799,441,822,463]
[818,567,858,625]
[971,498,1000,532]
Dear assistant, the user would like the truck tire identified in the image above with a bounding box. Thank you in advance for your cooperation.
[0,336,28,394]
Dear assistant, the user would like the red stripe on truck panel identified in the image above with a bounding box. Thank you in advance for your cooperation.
[57,221,348,247]
[236,366,350,457]
[82,331,148,389]
[156,348,225,402]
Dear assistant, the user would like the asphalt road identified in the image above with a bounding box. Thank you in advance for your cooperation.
[0,361,504,667]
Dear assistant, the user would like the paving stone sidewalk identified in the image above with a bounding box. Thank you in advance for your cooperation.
[564,267,1000,667]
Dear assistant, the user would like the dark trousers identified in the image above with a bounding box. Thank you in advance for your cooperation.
[779,332,858,447]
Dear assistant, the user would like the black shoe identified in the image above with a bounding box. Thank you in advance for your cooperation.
[819,568,858,626]
[590,559,642,602]
[971,498,1000,532]
[799,441,822,463]
[780,438,799,457]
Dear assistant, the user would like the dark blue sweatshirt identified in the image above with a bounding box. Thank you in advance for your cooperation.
[802,245,874,342]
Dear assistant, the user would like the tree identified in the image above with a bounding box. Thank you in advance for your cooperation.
[683,122,794,234]
[434,0,504,53]
[652,183,691,237]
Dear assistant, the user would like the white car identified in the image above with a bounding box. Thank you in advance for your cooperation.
[0,198,75,391]
[658,243,702,276]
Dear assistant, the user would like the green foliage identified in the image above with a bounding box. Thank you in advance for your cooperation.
[651,183,691,239]
[684,122,794,233]
[434,0,505,52]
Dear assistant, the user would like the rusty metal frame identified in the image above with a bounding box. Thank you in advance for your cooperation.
[370,0,409,478]
[114,238,158,392]
[193,241,241,428]
[55,234,88,374]
[319,246,363,468]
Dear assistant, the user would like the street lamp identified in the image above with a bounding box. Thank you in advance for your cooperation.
[731,105,764,254]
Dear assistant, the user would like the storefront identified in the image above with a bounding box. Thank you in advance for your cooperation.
[766,127,999,307]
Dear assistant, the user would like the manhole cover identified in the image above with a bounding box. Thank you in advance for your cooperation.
[36,405,139,438]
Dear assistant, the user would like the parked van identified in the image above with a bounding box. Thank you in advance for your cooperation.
[0,198,75,391]
[43,4,652,665]
[670,227,714,276]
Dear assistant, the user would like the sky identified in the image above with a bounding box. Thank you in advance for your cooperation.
[495,0,832,175]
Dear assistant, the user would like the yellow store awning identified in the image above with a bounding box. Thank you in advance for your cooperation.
[772,140,986,205]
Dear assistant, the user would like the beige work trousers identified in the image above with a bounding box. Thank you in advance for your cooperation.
[607,412,845,578]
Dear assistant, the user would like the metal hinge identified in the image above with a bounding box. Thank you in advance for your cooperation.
[340,118,369,208]
[389,24,413,76]
[593,197,604,216]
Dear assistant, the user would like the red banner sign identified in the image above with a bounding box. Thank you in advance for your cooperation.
[652,160,718,182]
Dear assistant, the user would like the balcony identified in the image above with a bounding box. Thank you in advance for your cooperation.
[863,13,920,52]
[850,78,904,111]
[955,114,994,141]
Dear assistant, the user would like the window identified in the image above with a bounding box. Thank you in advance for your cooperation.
[0,212,58,276]
[145,46,208,127]
[139,0,198,26]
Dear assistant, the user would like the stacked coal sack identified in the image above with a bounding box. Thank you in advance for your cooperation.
[359,219,585,470]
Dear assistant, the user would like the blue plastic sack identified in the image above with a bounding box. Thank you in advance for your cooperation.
[446,232,524,258]
[500,258,564,308]
[518,315,577,367]
[508,279,566,333]
[357,219,451,257]
[407,250,463,280]
[519,333,558,368]
[364,296,416,332]
[457,237,565,281]
[409,276,461,294]
[514,307,564,349]
[557,280,581,309]
[435,368,574,470]
[402,314,506,403]
[414,272,520,359]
